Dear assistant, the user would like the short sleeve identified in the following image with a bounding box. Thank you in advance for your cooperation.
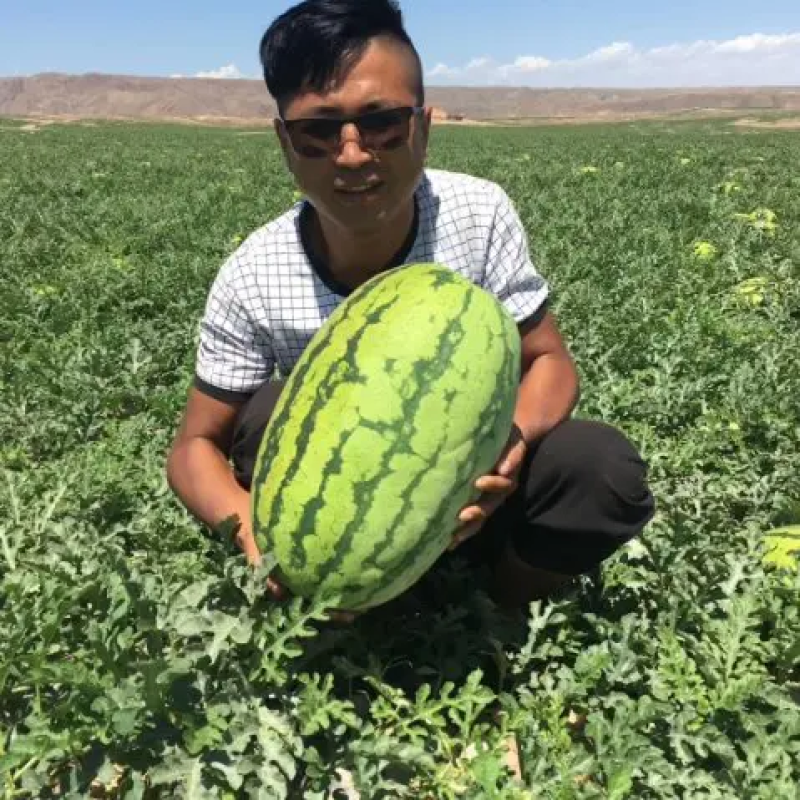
[483,186,549,325]
[194,253,275,402]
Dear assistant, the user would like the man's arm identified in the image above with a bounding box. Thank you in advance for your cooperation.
[165,388,260,564]
[451,309,579,549]
[514,310,580,444]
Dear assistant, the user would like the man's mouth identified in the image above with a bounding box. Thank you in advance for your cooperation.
[335,182,383,195]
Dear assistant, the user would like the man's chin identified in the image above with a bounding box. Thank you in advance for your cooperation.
[312,189,414,237]
[329,205,394,235]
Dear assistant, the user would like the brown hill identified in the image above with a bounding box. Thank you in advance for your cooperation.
[2,73,800,125]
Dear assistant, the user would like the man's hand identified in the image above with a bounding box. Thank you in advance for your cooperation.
[239,532,289,600]
[168,389,363,622]
[446,310,581,553]
[238,522,358,622]
[449,425,528,552]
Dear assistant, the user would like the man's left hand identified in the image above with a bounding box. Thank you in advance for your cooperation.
[449,425,528,551]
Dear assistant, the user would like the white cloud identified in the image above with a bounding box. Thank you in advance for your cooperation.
[427,62,460,79]
[584,42,636,63]
[195,63,250,79]
[512,56,552,72]
[171,63,255,80]
[426,32,800,86]
[713,33,800,54]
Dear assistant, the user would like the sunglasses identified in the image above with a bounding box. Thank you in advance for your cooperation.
[280,105,425,158]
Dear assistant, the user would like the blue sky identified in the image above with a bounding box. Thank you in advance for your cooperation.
[2,0,799,86]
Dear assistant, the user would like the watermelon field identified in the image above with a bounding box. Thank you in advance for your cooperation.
[1,116,799,798]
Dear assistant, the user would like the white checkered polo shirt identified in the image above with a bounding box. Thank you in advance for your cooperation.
[194,168,549,402]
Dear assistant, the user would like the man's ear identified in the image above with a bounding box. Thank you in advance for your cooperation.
[273,117,294,167]
[419,105,433,150]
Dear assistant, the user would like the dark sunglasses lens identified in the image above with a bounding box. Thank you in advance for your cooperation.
[286,107,416,156]
[360,108,412,149]
[358,108,407,131]
[296,119,341,142]
[286,120,336,157]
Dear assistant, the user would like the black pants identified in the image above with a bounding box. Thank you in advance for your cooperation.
[231,380,656,577]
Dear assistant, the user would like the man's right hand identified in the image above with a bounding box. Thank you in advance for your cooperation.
[246,528,355,620]
[166,387,356,623]
[238,527,289,601]
[166,388,287,601]
[244,529,355,621]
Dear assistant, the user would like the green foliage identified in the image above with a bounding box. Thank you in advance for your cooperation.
[0,118,798,798]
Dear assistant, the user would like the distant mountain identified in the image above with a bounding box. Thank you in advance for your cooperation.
[2,73,800,124]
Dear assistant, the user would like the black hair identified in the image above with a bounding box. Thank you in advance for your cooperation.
[259,0,425,115]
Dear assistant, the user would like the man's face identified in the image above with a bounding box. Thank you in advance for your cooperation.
[275,36,432,236]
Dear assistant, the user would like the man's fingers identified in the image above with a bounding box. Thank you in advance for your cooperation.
[449,520,482,551]
[474,475,516,493]
[266,575,287,600]
[328,609,358,624]
[458,506,489,525]
[458,492,509,524]
[459,505,482,524]
[451,479,518,551]
[496,447,525,478]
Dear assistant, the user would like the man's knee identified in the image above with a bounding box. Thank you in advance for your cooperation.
[502,418,655,577]
[521,418,656,538]
[534,419,651,500]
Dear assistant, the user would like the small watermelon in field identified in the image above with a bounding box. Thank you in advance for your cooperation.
[251,263,522,611]
[762,526,800,571]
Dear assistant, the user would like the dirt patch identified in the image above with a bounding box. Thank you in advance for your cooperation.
[16,119,59,132]
[1,116,84,131]
[733,116,800,130]
[5,76,800,126]
[432,117,497,127]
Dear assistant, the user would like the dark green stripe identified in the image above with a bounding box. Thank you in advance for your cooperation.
[253,274,397,502]
[354,329,519,606]
[355,292,476,567]
[428,268,461,289]
[286,383,363,572]
[263,289,403,562]
[313,289,478,601]
[253,277,387,493]
[259,266,457,524]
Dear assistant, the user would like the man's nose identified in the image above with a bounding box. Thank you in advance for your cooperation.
[334,123,374,169]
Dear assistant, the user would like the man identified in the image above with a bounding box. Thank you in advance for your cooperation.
[166,0,655,617]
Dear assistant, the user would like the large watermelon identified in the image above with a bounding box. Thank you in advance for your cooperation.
[251,263,522,611]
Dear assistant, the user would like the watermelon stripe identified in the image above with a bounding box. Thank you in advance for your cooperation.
[253,267,402,493]
[255,285,402,552]
[308,288,476,600]
[338,292,520,608]
[252,281,385,493]
[287,413,354,572]
[257,265,459,552]
[354,322,520,607]
[278,296,405,571]
[357,295,488,573]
